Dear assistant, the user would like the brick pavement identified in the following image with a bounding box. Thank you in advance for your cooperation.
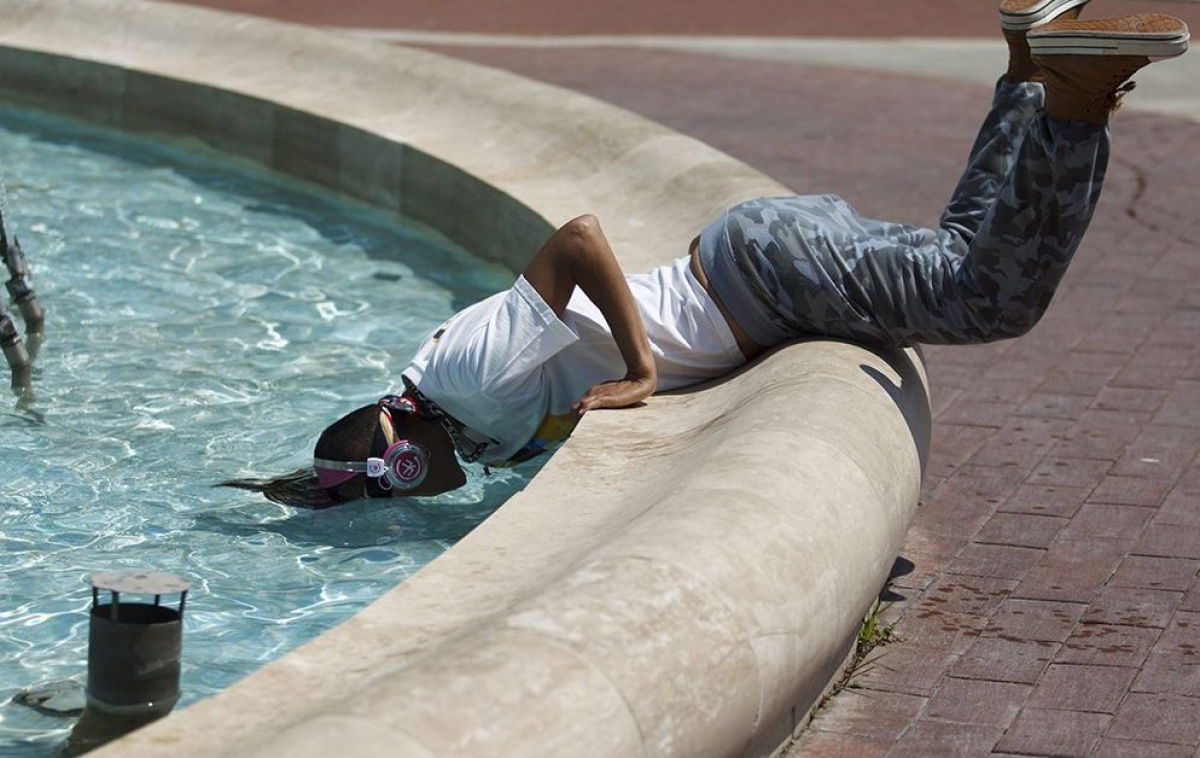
[172,0,1186,37]
[170,1,1200,754]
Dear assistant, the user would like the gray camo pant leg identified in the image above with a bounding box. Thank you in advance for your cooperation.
[940,80,1044,247]
[746,80,1110,347]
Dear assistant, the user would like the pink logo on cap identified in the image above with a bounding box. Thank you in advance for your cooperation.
[392,449,425,483]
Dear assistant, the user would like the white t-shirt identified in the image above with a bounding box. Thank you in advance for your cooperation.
[403,255,743,464]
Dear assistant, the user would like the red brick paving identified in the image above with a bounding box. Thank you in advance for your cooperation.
[171,1,1200,754]
[167,0,1189,36]
[952,636,1060,685]
[1108,692,1200,744]
[994,708,1111,756]
[1094,738,1195,758]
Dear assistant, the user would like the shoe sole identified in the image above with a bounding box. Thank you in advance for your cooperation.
[1029,27,1189,59]
[999,0,1091,31]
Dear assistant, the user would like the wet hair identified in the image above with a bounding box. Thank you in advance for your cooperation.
[219,404,381,508]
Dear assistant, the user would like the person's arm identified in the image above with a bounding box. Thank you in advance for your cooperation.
[521,214,656,414]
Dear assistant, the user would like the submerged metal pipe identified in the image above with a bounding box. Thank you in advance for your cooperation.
[0,182,44,376]
[0,304,30,395]
[3,234,44,360]
[66,572,190,756]
[0,203,37,399]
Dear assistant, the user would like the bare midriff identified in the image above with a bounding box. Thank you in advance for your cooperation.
[688,236,766,362]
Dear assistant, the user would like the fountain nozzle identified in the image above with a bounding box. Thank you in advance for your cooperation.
[65,571,191,756]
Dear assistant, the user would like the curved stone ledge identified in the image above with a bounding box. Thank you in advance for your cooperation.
[0,1,931,755]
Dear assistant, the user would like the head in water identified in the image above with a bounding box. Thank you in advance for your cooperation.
[313,396,466,502]
[221,395,465,507]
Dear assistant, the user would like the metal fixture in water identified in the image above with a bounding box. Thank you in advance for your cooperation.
[0,181,43,399]
[65,571,190,756]
[0,302,28,393]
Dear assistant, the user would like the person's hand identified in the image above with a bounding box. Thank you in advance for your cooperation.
[573,373,656,415]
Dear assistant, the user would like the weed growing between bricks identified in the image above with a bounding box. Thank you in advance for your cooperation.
[812,597,899,717]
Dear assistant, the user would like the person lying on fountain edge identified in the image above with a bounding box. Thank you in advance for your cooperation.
[224,3,1189,508]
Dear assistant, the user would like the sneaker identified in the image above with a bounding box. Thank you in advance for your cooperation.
[1000,0,1092,31]
[1031,14,1189,125]
[1029,13,1189,59]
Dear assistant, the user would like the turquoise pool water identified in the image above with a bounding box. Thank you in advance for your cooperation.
[0,106,537,753]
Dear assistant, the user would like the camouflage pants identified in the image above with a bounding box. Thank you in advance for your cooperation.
[697,80,1110,347]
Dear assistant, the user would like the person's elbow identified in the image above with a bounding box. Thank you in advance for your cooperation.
[562,214,601,241]
[559,214,605,266]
